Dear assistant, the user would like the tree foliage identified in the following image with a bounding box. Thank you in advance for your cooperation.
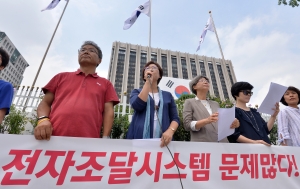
[278,0,300,7]
[0,105,27,134]
[269,124,278,145]
[111,115,130,139]
[173,94,195,141]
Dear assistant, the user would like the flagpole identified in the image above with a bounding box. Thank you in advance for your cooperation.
[148,0,152,61]
[210,11,233,101]
[22,0,70,112]
[208,11,225,63]
[209,11,225,62]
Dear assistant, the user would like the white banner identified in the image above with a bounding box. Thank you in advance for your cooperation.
[0,135,300,189]
[159,77,192,99]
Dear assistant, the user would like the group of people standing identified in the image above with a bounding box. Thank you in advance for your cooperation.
[125,57,300,147]
[1,41,299,148]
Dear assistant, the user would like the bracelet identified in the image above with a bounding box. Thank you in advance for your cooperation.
[37,118,50,125]
[169,127,176,132]
[38,115,49,120]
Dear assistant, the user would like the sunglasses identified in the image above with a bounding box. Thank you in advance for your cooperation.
[241,90,253,96]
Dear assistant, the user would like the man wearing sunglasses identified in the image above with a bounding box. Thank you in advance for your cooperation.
[0,48,14,125]
[228,81,279,146]
[35,41,119,140]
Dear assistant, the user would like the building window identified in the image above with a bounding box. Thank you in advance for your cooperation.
[217,63,229,99]
[139,52,147,88]
[161,55,168,77]
[190,59,197,78]
[126,51,136,102]
[226,65,234,85]
[171,56,178,78]
[181,58,188,79]
[208,63,219,97]
[199,60,206,76]
[151,52,157,62]
[115,49,126,99]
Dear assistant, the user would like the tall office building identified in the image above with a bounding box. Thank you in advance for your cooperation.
[0,31,29,87]
[108,41,237,102]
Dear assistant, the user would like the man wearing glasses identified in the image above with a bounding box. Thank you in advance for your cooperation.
[0,48,14,125]
[35,41,119,140]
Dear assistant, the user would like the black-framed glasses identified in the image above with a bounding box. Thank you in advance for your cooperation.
[241,90,253,96]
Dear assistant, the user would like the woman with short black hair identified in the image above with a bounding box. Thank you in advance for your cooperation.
[228,81,279,146]
[278,86,300,147]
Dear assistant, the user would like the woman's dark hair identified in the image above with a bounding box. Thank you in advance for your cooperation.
[231,81,253,100]
[280,86,300,106]
[0,48,10,68]
[142,61,163,84]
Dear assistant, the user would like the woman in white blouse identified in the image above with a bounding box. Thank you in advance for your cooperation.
[278,86,300,147]
[183,75,239,142]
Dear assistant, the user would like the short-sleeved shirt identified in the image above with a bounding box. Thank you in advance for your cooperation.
[0,80,14,115]
[42,69,119,138]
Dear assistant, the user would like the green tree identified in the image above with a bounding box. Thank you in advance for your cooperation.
[269,123,278,145]
[0,105,27,134]
[278,0,300,7]
[28,109,38,129]
[173,94,195,141]
[111,115,130,139]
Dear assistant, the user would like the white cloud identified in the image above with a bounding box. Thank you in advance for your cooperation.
[214,15,300,106]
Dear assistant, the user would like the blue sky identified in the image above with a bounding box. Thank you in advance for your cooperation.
[0,0,299,105]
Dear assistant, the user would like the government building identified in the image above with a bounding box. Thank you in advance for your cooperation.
[0,31,29,87]
[108,41,237,102]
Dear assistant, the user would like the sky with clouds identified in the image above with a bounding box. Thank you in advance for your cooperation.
[0,0,299,106]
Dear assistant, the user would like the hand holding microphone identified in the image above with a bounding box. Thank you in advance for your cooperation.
[144,70,153,84]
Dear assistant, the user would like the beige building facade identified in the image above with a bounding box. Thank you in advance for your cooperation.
[108,41,237,101]
[0,31,29,87]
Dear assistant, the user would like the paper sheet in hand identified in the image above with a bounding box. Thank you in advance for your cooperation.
[257,82,287,115]
[218,106,235,141]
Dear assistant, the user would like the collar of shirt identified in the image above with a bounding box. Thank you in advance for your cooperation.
[286,106,300,111]
[195,96,208,101]
[75,69,99,78]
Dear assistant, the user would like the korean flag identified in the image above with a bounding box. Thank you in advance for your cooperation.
[158,77,192,99]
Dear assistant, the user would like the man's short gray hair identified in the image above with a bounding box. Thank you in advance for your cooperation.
[81,41,102,59]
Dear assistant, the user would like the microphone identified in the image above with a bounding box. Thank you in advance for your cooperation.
[147,74,151,78]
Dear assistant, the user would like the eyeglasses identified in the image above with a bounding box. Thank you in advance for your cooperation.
[78,48,98,55]
[145,66,158,70]
[241,90,253,96]
[198,79,209,83]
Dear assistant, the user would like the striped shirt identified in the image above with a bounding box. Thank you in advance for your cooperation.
[277,106,300,147]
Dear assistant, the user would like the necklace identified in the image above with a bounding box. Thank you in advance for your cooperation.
[241,109,260,132]
[201,100,209,107]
